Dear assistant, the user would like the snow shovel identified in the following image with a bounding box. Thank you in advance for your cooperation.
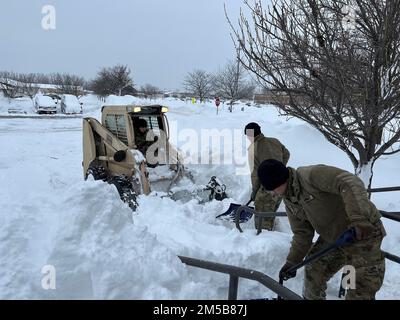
[216,199,253,222]
[277,228,357,300]
[233,207,288,234]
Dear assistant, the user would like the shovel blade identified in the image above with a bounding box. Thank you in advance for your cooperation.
[216,203,254,223]
[216,203,241,219]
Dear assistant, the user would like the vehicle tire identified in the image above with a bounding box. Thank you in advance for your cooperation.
[110,176,138,211]
[86,165,108,181]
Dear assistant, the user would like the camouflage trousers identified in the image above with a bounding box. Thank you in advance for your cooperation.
[303,234,385,300]
[254,188,282,231]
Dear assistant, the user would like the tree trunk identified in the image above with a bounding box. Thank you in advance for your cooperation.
[355,159,375,192]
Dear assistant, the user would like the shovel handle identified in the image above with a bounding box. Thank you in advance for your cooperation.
[277,278,284,300]
[285,228,357,275]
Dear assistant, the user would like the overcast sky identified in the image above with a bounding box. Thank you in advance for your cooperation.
[0,0,250,91]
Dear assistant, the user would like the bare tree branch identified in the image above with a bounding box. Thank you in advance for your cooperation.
[228,0,400,187]
[212,60,256,109]
[183,69,212,102]
[91,65,134,97]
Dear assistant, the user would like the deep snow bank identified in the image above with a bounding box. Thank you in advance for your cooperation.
[43,180,194,299]
[0,97,399,299]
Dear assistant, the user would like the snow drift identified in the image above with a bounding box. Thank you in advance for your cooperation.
[0,96,399,299]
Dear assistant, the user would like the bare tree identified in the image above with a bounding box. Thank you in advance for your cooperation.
[0,71,21,98]
[19,73,39,99]
[51,73,85,96]
[0,72,41,99]
[91,65,134,97]
[140,83,160,98]
[183,69,212,102]
[90,71,110,97]
[229,0,400,188]
[35,73,51,84]
[212,60,256,112]
[112,65,134,96]
[82,79,92,93]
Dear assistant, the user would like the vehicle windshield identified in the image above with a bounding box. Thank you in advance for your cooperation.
[132,115,162,136]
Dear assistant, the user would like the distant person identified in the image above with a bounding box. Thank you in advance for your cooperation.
[244,122,290,231]
[257,159,386,300]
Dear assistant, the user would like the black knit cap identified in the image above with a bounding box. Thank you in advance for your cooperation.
[257,159,289,191]
[244,122,261,136]
[137,118,148,128]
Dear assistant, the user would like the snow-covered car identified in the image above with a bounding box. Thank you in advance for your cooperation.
[34,94,57,114]
[47,94,62,106]
[7,96,34,114]
[61,94,83,114]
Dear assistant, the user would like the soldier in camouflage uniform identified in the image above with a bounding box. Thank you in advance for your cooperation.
[135,118,153,156]
[257,159,386,300]
[245,123,290,231]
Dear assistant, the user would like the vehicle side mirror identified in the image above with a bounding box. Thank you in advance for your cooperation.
[113,150,126,162]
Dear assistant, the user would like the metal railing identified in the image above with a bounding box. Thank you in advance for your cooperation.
[178,255,303,300]
[382,250,400,264]
[369,186,400,193]
[380,211,400,222]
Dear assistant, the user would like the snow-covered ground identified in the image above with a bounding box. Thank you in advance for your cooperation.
[0,94,399,299]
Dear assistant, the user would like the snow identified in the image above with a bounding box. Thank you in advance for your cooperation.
[0,95,399,299]
[2,96,34,114]
[34,94,56,108]
[61,94,81,114]
[357,161,373,187]
[104,94,142,106]
[0,78,78,91]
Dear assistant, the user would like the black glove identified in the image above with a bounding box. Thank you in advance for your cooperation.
[279,262,297,281]
[351,220,375,241]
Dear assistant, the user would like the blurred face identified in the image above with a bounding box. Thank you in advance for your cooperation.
[271,182,288,196]
[245,130,255,142]
[139,127,148,133]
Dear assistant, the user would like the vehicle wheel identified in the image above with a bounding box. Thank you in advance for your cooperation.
[120,188,138,211]
[86,165,107,181]
[110,176,138,211]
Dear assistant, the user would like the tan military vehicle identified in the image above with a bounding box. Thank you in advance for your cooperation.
[82,104,226,209]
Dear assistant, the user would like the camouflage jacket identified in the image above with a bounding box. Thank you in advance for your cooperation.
[248,134,290,193]
[135,129,151,153]
[284,165,386,265]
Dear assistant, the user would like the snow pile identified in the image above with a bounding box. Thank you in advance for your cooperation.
[0,176,298,299]
[104,95,142,106]
[42,180,194,299]
[0,96,399,299]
